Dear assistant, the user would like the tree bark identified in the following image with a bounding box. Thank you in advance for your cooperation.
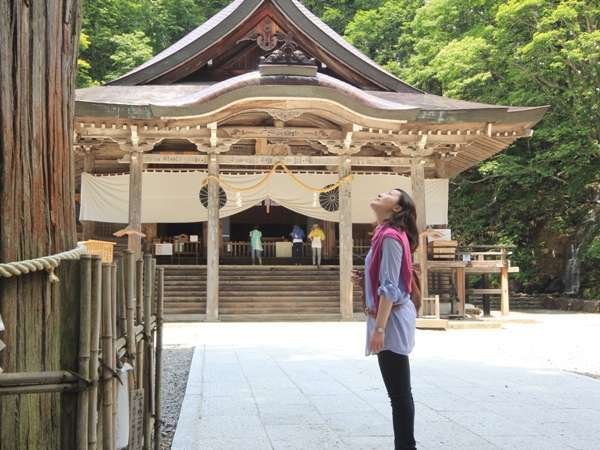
[0,1,82,449]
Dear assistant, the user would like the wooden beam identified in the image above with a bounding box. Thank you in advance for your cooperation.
[118,153,424,167]
[220,126,343,140]
[338,156,353,320]
[206,154,220,321]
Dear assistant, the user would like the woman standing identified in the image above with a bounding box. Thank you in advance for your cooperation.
[308,223,325,268]
[354,188,419,450]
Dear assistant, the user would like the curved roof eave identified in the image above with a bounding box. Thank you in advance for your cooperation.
[107,0,421,93]
[76,72,548,128]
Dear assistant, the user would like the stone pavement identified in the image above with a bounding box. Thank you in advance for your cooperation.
[169,313,600,450]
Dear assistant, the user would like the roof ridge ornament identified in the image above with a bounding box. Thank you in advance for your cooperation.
[259,33,318,77]
[260,33,316,66]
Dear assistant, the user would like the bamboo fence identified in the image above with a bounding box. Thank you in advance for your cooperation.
[0,251,164,450]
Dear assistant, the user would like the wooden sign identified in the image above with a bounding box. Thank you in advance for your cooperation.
[129,389,145,450]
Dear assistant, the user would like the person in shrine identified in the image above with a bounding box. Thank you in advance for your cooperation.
[308,223,325,268]
[289,225,305,264]
[249,225,263,265]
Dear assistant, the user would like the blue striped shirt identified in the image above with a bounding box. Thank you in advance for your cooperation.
[364,237,416,356]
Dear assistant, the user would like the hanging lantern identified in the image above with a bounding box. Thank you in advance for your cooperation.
[236,191,242,207]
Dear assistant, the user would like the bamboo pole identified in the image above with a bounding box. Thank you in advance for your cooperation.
[101,263,114,450]
[88,256,102,450]
[154,266,165,450]
[78,255,92,450]
[0,371,77,386]
[0,383,78,395]
[143,253,153,447]
[110,263,118,449]
[125,250,136,370]
[136,257,144,388]
[116,253,127,339]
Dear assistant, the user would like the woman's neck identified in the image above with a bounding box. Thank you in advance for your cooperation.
[375,212,392,225]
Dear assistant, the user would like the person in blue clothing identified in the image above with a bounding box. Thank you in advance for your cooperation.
[289,224,305,264]
[353,188,419,450]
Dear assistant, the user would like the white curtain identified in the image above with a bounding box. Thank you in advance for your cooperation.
[80,171,448,225]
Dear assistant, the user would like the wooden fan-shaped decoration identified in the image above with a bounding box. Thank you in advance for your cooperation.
[319,184,339,212]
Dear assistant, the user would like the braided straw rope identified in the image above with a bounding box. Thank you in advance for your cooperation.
[201,161,352,193]
[0,243,88,281]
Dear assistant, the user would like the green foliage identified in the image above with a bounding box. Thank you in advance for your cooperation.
[105,31,153,82]
[78,0,600,295]
[79,0,230,84]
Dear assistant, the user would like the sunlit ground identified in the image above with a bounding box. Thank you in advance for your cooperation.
[164,312,600,450]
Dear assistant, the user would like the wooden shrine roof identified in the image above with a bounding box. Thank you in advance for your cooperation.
[76,73,547,127]
[107,0,419,92]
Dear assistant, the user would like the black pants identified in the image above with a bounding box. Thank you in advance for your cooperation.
[377,350,416,450]
[292,242,303,260]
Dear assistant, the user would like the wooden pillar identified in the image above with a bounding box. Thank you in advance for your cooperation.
[500,247,510,315]
[323,220,336,260]
[339,156,353,319]
[417,233,429,316]
[456,266,466,316]
[206,153,220,321]
[411,160,427,233]
[128,149,144,255]
[82,150,96,239]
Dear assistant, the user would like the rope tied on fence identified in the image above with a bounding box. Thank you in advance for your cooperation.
[0,243,88,281]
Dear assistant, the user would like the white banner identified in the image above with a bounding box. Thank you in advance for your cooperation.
[80,171,448,225]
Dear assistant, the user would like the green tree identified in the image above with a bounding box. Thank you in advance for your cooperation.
[344,0,424,69]
[105,31,154,82]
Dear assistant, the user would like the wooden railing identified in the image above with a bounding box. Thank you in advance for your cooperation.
[151,238,377,262]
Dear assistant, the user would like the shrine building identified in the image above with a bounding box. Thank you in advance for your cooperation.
[74,0,547,322]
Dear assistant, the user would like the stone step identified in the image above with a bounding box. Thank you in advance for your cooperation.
[219,313,345,322]
[219,296,340,302]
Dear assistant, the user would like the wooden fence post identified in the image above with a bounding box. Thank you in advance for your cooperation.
[500,247,510,316]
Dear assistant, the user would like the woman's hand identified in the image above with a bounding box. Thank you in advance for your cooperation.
[369,330,385,353]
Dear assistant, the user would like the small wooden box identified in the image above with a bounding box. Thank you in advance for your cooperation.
[429,240,458,260]
[82,240,116,263]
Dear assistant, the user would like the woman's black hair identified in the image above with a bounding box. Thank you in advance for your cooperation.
[386,188,419,252]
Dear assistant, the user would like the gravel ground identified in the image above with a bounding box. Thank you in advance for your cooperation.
[159,346,194,450]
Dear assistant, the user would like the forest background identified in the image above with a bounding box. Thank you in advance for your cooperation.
[78,0,599,298]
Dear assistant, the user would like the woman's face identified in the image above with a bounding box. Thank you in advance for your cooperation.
[370,189,402,217]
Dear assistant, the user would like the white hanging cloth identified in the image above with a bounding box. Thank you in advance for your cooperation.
[80,171,448,225]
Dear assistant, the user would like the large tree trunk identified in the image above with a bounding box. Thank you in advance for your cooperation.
[0,1,81,449]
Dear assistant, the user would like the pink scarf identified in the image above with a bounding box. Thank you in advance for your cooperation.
[368,223,413,312]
